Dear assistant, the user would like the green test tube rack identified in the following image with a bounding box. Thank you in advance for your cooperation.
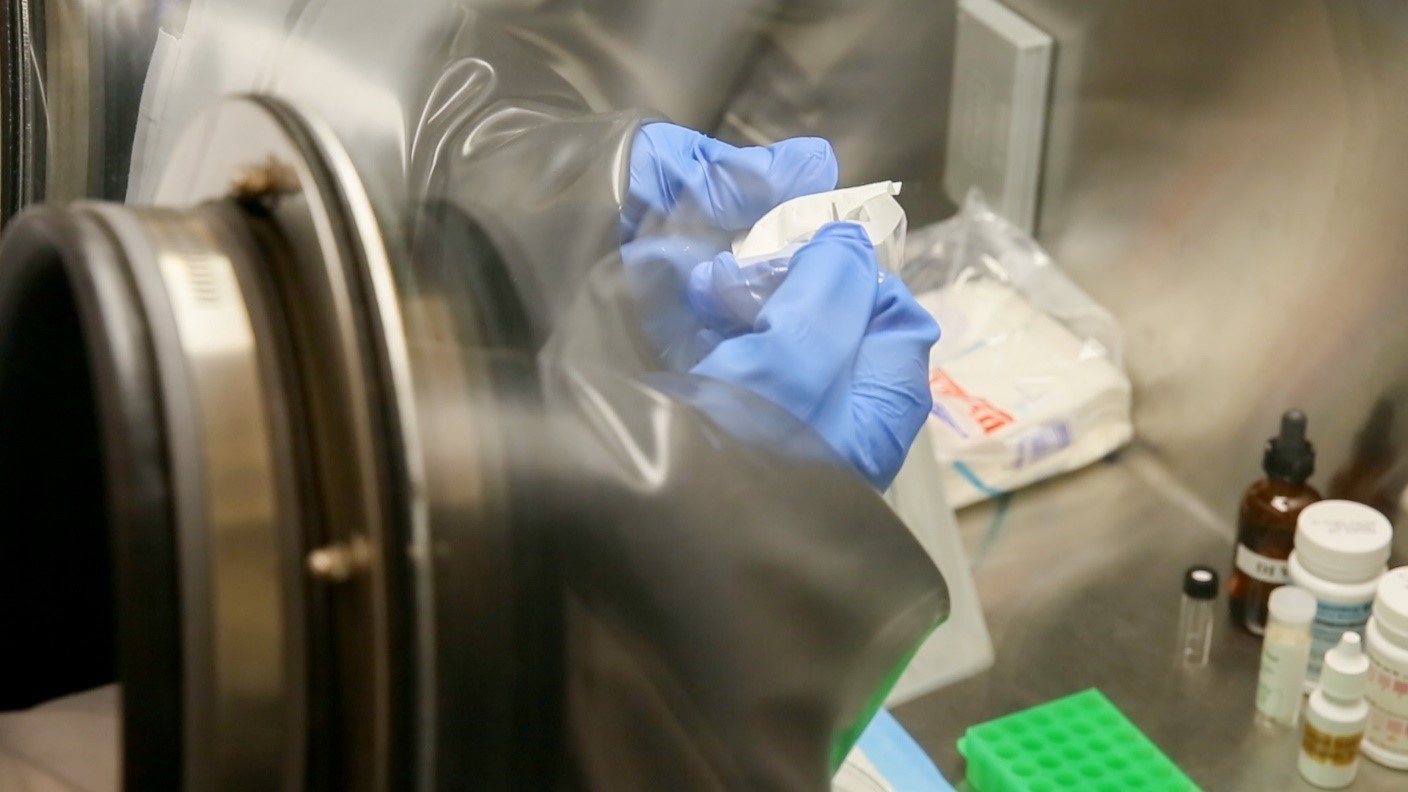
[957,689,1202,792]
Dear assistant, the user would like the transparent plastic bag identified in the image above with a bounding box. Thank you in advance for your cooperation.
[884,428,993,703]
[902,191,1133,508]
[113,3,951,785]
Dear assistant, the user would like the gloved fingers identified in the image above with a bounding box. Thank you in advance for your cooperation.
[686,251,772,338]
[619,234,716,369]
[847,276,941,488]
[692,222,878,423]
[623,123,839,239]
[620,234,710,295]
[861,275,942,346]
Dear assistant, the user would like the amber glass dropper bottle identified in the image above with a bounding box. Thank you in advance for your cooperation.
[1228,410,1322,635]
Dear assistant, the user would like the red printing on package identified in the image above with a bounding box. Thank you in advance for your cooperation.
[930,368,1014,435]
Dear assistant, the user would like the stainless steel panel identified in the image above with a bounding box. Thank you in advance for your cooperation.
[898,2,1408,789]
[897,455,1406,790]
[1003,0,1408,510]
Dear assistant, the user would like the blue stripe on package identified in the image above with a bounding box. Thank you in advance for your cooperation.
[850,709,956,791]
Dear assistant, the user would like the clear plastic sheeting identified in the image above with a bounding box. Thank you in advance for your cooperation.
[5,1,960,790]
[0,0,170,223]
[885,429,993,704]
[904,191,1133,507]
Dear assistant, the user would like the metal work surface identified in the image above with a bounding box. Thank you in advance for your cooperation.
[895,3,1408,787]
[895,452,1405,791]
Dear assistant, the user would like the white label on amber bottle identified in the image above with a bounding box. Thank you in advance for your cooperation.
[1236,544,1289,584]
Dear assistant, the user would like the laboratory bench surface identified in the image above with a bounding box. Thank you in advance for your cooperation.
[895,449,1408,792]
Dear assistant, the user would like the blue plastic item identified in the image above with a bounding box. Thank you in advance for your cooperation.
[855,709,957,791]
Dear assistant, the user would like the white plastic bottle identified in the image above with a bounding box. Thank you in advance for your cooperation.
[1288,500,1392,689]
[1299,632,1370,788]
[1256,586,1317,728]
[1363,566,1408,768]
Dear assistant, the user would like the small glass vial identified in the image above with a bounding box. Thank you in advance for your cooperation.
[1255,585,1316,729]
[1179,566,1218,667]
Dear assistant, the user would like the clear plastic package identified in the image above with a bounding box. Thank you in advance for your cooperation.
[901,190,1134,507]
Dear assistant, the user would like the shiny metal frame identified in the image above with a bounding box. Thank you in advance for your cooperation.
[148,96,409,792]
[0,95,416,791]
[107,201,307,790]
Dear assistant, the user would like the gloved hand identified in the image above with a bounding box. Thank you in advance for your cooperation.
[621,122,839,242]
[622,123,939,490]
[691,223,939,490]
[621,123,839,369]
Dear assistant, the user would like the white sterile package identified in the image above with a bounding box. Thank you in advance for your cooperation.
[733,180,906,272]
[901,192,1133,509]
[701,182,908,331]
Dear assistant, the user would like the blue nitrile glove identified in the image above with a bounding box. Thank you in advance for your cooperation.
[621,123,839,369]
[690,223,940,490]
[621,122,839,241]
[621,123,938,489]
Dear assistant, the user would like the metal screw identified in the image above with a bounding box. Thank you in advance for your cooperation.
[308,538,371,583]
[230,156,299,203]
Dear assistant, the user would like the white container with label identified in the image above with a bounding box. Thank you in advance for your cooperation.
[1288,500,1393,690]
[1363,566,1408,769]
[1256,586,1317,728]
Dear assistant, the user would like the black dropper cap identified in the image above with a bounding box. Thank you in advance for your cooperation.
[1183,566,1219,600]
[1263,409,1315,483]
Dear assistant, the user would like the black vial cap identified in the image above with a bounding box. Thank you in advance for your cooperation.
[1263,409,1315,483]
[1183,566,1219,600]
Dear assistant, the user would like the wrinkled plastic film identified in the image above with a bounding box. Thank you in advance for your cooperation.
[11,0,49,213]
[116,2,952,789]
[905,190,1123,365]
[2,0,168,222]
[884,428,993,703]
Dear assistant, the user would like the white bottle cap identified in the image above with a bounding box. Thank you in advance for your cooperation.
[1294,500,1392,583]
[1372,567,1408,647]
[1319,632,1370,701]
[1268,585,1317,626]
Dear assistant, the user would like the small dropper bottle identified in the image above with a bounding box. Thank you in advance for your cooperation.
[1255,585,1316,729]
[1179,566,1218,667]
[1299,632,1370,789]
[1228,410,1321,634]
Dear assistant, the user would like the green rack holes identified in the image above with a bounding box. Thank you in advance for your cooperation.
[957,689,1201,792]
